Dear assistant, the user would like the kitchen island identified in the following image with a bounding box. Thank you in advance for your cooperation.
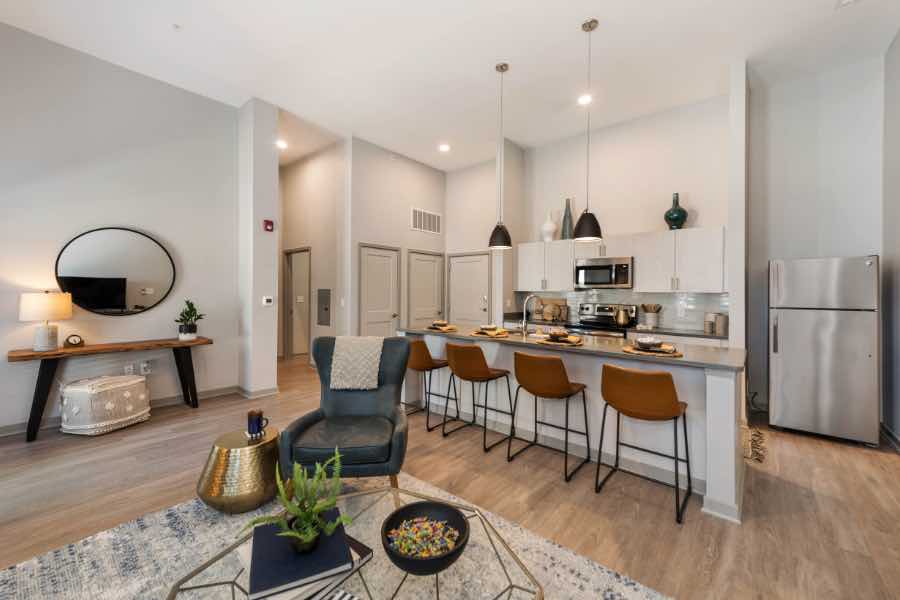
[399,327,747,523]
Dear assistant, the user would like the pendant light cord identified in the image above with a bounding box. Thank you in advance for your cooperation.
[585,26,592,214]
[497,65,505,224]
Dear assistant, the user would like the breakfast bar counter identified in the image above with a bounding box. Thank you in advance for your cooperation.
[399,327,747,523]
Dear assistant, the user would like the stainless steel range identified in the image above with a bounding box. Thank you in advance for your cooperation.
[571,303,637,338]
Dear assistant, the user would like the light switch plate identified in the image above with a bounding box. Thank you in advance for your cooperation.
[261,296,274,307]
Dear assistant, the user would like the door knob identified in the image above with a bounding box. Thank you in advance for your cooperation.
[392,313,399,318]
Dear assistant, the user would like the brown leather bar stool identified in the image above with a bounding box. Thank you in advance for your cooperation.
[406,339,450,429]
[595,363,692,523]
[507,352,591,482]
[443,343,514,452]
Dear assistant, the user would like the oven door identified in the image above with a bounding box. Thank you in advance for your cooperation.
[574,258,632,289]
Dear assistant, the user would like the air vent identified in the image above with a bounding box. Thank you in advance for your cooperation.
[410,207,442,234]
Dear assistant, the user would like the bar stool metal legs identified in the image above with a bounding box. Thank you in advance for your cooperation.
[441,373,514,452]
[507,387,591,482]
[402,372,425,417]
[594,404,693,523]
[441,374,473,437]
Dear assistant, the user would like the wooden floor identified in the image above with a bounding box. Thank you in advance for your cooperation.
[2,357,899,599]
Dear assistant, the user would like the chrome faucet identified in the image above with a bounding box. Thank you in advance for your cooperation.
[521,294,539,334]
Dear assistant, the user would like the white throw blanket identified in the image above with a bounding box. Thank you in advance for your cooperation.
[330,336,384,390]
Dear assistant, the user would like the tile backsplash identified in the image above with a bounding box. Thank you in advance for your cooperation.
[515,290,729,331]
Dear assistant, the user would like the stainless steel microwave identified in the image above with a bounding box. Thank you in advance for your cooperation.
[574,257,633,289]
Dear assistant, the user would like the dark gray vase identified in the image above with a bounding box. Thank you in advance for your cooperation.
[664,193,688,230]
[561,198,574,239]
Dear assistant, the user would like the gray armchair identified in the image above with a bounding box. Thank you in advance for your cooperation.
[279,336,410,485]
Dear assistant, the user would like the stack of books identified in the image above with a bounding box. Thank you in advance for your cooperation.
[241,508,371,600]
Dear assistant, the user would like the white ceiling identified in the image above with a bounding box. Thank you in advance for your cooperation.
[2,1,899,171]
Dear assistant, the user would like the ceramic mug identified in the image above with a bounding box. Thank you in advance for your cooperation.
[247,410,269,439]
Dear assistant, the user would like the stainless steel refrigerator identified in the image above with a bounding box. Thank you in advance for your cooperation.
[768,256,881,445]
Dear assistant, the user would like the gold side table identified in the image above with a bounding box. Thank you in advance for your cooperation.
[197,428,279,514]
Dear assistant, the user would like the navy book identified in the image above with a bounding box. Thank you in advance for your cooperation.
[249,508,352,600]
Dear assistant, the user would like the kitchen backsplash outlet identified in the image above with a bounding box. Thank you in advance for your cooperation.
[514,290,729,331]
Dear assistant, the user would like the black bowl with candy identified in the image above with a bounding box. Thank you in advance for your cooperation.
[381,501,470,576]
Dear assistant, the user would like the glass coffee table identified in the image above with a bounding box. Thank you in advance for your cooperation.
[169,487,543,599]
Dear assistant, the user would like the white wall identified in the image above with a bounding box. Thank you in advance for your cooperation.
[524,96,730,240]
[237,99,280,396]
[0,24,240,429]
[279,141,349,351]
[349,138,446,334]
[884,32,900,437]
[747,57,885,406]
[444,139,526,322]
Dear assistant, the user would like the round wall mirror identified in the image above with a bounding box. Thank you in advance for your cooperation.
[55,227,176,316]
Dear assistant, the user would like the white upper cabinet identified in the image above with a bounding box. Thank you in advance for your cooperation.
[545,240,574,291]
[600,234,633,258]
[573,241,601,260]
[675,226,725,293]
[516,241,546,292]
[632,231,676,293]
[633,227,725,293]
[515,240,574,292]
[518,227,724,294]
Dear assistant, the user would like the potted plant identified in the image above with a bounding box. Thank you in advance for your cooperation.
[175,299,204,341]
[243,449,351,553]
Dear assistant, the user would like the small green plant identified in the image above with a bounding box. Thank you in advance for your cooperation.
[242,449,351,548]
[175,299,205,326]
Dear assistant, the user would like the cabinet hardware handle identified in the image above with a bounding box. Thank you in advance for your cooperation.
[773,315,779,353]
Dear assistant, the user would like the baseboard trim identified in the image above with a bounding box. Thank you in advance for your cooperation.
[239,386,279,400]
[423,405,707,495]
[0,385,242,439]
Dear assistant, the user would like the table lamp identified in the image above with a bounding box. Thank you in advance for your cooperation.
[19,291,73,351]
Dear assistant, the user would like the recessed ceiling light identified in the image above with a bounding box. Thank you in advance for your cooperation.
[835,0,862,8]
[577,94,593,106]
[438,143,451,153]
[275,139,288,150]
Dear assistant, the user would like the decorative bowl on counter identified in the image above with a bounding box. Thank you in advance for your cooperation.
[548,327,569,341]
[634,336,663,350]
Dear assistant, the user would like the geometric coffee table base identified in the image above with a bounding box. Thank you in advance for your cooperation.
[169,486,543,599]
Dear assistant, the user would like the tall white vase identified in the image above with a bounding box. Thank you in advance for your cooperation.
[540,212,556,242]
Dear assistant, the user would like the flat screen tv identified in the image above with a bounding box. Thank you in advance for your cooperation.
[58,276,127,311]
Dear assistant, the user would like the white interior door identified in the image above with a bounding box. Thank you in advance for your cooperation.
[360,246,400,337]
[290,251,311,355]
[408,252,444,328]
[449,253,490,330]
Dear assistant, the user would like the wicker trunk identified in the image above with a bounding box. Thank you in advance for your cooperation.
[61,375,150,436]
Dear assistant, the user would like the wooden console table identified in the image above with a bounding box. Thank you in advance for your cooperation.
[7,337,213,442]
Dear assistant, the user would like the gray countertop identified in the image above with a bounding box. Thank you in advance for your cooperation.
[400,328,746,371]
[501,314,727,340]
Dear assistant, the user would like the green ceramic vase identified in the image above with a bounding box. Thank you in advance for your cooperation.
[664,193,687,230]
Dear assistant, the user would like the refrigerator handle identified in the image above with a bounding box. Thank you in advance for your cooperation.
[773,314,779,354]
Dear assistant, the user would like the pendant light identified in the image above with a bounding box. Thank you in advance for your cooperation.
[488,62,512,249]
[573,19,603,242]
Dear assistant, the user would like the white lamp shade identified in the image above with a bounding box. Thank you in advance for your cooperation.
[19,292,73,322]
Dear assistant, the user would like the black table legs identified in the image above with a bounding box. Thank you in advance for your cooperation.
[172,347,199,408]
[25,358,60,442]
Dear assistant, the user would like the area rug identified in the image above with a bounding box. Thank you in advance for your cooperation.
[0,473,665,599]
